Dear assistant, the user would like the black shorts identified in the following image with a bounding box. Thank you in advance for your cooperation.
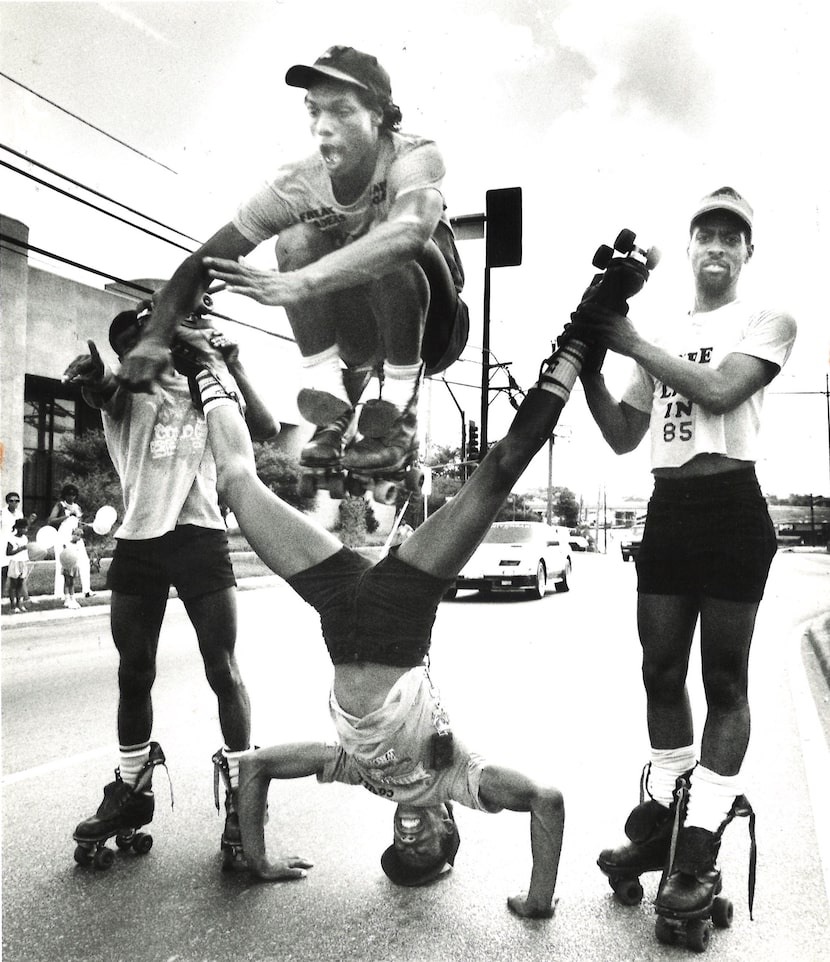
[636,467,777,603]
[286,547,453,667]
[419,222,469,376]
[107,525,236,601]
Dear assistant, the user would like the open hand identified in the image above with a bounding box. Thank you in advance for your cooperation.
[118,338,171,393]
[506,893,558,919]
[204,257,304,306]
[249,854,314,882]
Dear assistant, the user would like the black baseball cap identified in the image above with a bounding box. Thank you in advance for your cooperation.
[380,806,460,887]
[286,45,392,105]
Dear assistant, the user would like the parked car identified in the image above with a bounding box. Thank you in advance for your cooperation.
[450,521,572,599]
[620,524,645,562]
[568,534,590,552]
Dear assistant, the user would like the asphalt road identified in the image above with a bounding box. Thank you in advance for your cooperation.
[2,551,830,962]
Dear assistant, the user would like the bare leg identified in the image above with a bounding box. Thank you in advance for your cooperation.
[636,593,699,750]
[276,224,378,367]
[698,596,759,775]
[111,591,167,745]
[184,587,250,751]
[399,385,571,579]
[207,400,342,578]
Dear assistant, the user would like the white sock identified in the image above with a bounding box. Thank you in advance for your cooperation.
[685,765,742,833]
[223,747,248,791]
[119,742,151,788]
[647,745,697,808]
[382,361,421,412]
[301,345,348,403]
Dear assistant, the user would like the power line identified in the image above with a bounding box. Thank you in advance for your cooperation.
[0,233,295,342]
[0,158,195,253]
[0,143,201,244]
[0,70,178,174]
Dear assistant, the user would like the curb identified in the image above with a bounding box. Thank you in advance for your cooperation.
[806,613,830,690]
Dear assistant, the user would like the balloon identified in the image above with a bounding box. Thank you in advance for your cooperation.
[59,545,79,569]
[92,505,117,535]
[36,526,58,549]
[27,543,47,562]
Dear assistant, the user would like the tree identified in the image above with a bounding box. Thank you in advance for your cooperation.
[553,488,580,528]
[252,440,315,512]
[334,495,378,547]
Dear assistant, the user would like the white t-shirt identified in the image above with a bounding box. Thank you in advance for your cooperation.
[318,666,500,812]
[101,372,224,539]
[622,301,797,469]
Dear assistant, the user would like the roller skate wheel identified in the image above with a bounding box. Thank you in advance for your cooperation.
[711,896,733,929]
[73,844,93,866]
[592,244,614,270]
[328,474,346,500]
[655,916,676,946]
[298,474,317,499]
[613,228,636,253]
[346,473,366,497]
[115,833,134,850]
[404,466,424,492]
[610,876,644,906]
[132,832,153,855]
[93,846,115,871]
[373,479,398,505]
[686,918,711,953]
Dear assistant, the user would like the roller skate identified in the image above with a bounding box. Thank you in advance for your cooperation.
[341,376,424,505]
[213,748,245,871]
[558,229,661,377]
[654,794,756,953]
[73,742,168,870]
[597,766,690,906]
[296,369,371,500]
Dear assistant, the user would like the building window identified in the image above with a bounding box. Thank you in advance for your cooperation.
[22,374,102,522]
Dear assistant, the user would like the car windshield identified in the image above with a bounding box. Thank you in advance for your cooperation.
[483,525,537,544]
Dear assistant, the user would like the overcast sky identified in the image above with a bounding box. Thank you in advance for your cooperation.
[2,0,828,499]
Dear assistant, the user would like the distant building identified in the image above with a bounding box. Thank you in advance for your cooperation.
[0,214,306,521]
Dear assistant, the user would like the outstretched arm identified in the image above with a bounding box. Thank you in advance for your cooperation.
[205,188,443,305]
[238,742,330,880]
[119,223,255,392]
[479,764,565,919]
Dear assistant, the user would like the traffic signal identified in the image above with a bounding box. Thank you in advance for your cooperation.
[485,187,522,268]
[468,421,479,461]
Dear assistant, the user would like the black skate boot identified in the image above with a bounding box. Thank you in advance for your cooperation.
[654,794,756,952]
[342,372,421,475]
[73,742,168,870]
[300,408,356,468]
[213,748,244,871]
[597,765,691,905]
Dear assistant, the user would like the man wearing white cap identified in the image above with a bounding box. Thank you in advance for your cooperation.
[118,45,468,478]
[576,187,796,930]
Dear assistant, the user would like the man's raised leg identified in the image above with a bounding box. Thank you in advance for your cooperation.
[199,377,342,579]
[399,337,586,580]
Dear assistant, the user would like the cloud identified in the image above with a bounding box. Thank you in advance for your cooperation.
[613,12,714,132]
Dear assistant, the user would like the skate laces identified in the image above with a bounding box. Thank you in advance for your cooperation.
[722,794,757,920]
[212,748,229,814]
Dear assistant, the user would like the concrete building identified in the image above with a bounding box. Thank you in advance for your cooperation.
[0,214,306,522]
